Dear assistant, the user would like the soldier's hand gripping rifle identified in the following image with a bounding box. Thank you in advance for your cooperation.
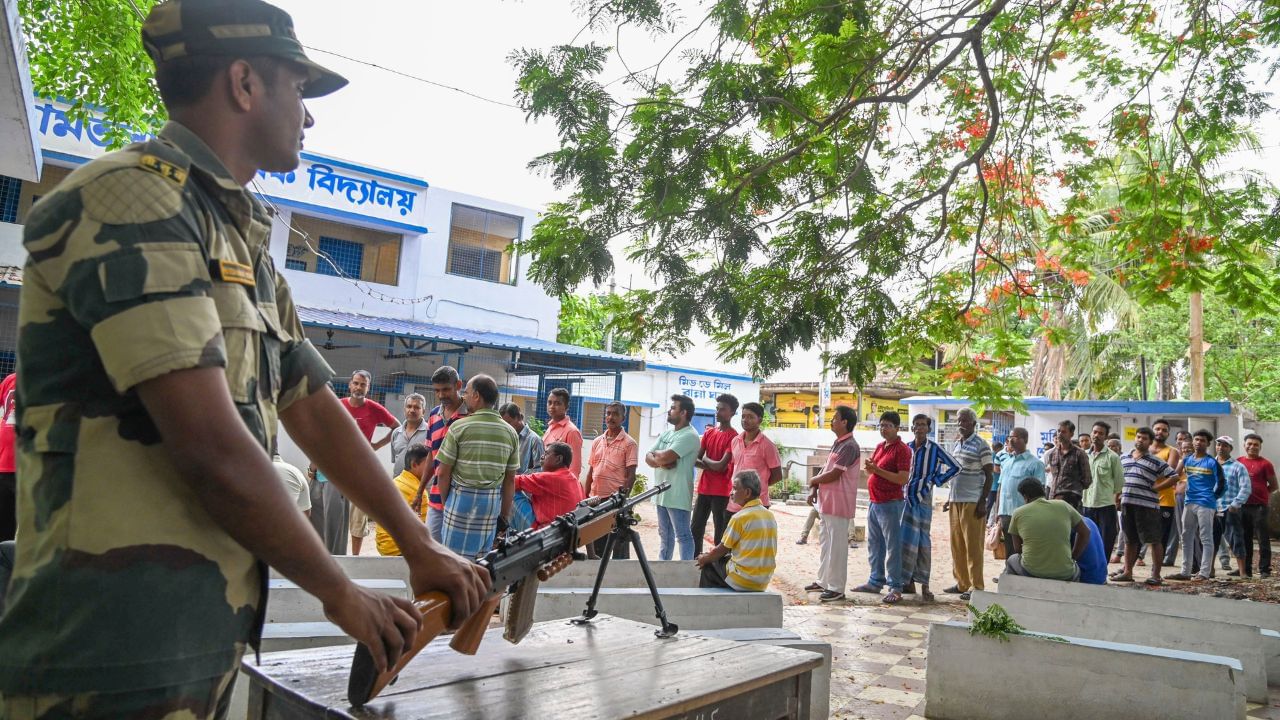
[347,482,671,706]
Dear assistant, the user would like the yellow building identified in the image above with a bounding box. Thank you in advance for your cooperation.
[763,382,913,429]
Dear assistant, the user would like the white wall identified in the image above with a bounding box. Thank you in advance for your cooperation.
[0,222,24,266]
[276,187,561,342]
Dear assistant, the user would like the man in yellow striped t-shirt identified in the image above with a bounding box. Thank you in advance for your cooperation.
[696,469,778,591]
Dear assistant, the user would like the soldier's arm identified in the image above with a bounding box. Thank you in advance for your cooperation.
[137,367,422,672]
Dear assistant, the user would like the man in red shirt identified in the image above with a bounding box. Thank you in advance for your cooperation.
[339,369,399,554]
[0,372,15,541]
[852,411,913,604]
[1234,433,1278,577]
[512,442,585,530]
[692,394,739,554]
[542,388,583,479]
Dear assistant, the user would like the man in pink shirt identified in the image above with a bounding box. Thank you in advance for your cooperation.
[585,402,639,558]
[512,442,585,530]
[542,387,583,479]
[714,402,782,512]
[805,405,861,603]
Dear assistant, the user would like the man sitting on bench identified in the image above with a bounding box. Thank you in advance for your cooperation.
[1005,477,1092,582]
[695,470,777,591]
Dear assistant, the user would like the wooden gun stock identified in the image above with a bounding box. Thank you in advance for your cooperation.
[348,506,631,706]
[347,592,501,706]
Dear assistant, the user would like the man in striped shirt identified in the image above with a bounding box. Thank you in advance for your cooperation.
[696,470,777,591]
[435,374,519,557]
[944,408,994,600]
[1114,426,1179,585]
[901,414,959,601]
[412,365,468,542]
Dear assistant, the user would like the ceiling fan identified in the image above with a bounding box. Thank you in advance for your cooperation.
[320,329,361,351]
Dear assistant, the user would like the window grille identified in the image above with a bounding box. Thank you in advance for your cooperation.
[0,177,20,224]
[446,204,521,284]
[317,236,364,279]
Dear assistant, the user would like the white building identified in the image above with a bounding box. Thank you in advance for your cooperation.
[0,97,653,475]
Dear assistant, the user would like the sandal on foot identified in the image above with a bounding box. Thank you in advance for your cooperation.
[851,583,882,594]
[883,591,903,604]
[1111,574,1135,582]
[1144,577,1163,586]
[921,590,935,602]
[942,585,963,594]
[1166,573,1192,581]
[804,582,823,591]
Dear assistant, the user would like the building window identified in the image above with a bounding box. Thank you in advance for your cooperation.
[0,177,20,223]
[446,204,520,285]
[317,236,364,278]
[285,213,401,286]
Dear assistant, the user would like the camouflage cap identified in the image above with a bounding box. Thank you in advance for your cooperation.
[142,0,348,98]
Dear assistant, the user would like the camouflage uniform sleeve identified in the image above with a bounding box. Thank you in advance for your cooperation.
[22,157,226,394]
[272,268,333,412]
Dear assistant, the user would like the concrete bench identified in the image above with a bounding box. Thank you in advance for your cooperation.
[971,590,1269,702]
[268,555,411,583]
[925,621,1246,719]
[692,628,832,720]
[539,559,701,588]
[997,573,1280,682]
[531,587,785,630]
[265,578,408,624]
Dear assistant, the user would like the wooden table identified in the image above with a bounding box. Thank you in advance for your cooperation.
[241,614,822,720]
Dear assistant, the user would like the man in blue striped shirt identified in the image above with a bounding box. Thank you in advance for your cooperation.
[901,414,959,601]
[1115,427,1178,585]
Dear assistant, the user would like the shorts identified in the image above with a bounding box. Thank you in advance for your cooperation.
[1121,504,1163,545]
[350,503,372,538]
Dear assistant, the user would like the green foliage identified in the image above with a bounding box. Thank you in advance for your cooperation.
[631,472,648,496]
[526,416,547,437]
[513,0,1280,408]
[966,602,1025,642]
[1068,289,1280,419]
[556,293,638,355]
[768,476,802,500]
[20,0,165,147]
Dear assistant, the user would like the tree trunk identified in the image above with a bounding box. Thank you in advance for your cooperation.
[1027,301,1066,399]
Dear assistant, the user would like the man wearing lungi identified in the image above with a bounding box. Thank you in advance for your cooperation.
[436,374,520,557]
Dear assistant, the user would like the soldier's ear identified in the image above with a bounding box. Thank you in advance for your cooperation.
[227,59,257,112]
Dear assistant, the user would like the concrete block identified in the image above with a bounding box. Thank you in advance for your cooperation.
[531,587,784,630]
[269,555,411,582]
[539,559,701,588]
[996,573,1280,684]
[693,628,832,720]
[925,621,1245,720]
[971,590,1268,702]
[266,578,407,624]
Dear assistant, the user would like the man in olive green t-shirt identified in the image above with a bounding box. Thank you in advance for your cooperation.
[1007,477,1092,581]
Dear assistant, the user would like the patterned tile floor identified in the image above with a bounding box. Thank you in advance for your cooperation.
[782,601,1280,720]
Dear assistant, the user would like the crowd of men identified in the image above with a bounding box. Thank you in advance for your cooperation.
[792,409,1277,604]
[288,376,784,595]
[282,367,1278,607]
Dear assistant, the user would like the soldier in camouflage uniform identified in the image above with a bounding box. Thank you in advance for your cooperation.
[0,2,489,718]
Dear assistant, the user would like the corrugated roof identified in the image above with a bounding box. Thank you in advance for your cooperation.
[297,305,644,371]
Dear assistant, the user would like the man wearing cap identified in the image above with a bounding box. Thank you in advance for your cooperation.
[0,2,488,717]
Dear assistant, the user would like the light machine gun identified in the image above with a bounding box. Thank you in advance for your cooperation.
[348,482,676,706]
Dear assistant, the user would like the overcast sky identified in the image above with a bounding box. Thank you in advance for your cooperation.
[270,0,1280,383]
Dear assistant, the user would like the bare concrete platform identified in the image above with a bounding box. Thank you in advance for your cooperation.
[971,589,1269,702]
